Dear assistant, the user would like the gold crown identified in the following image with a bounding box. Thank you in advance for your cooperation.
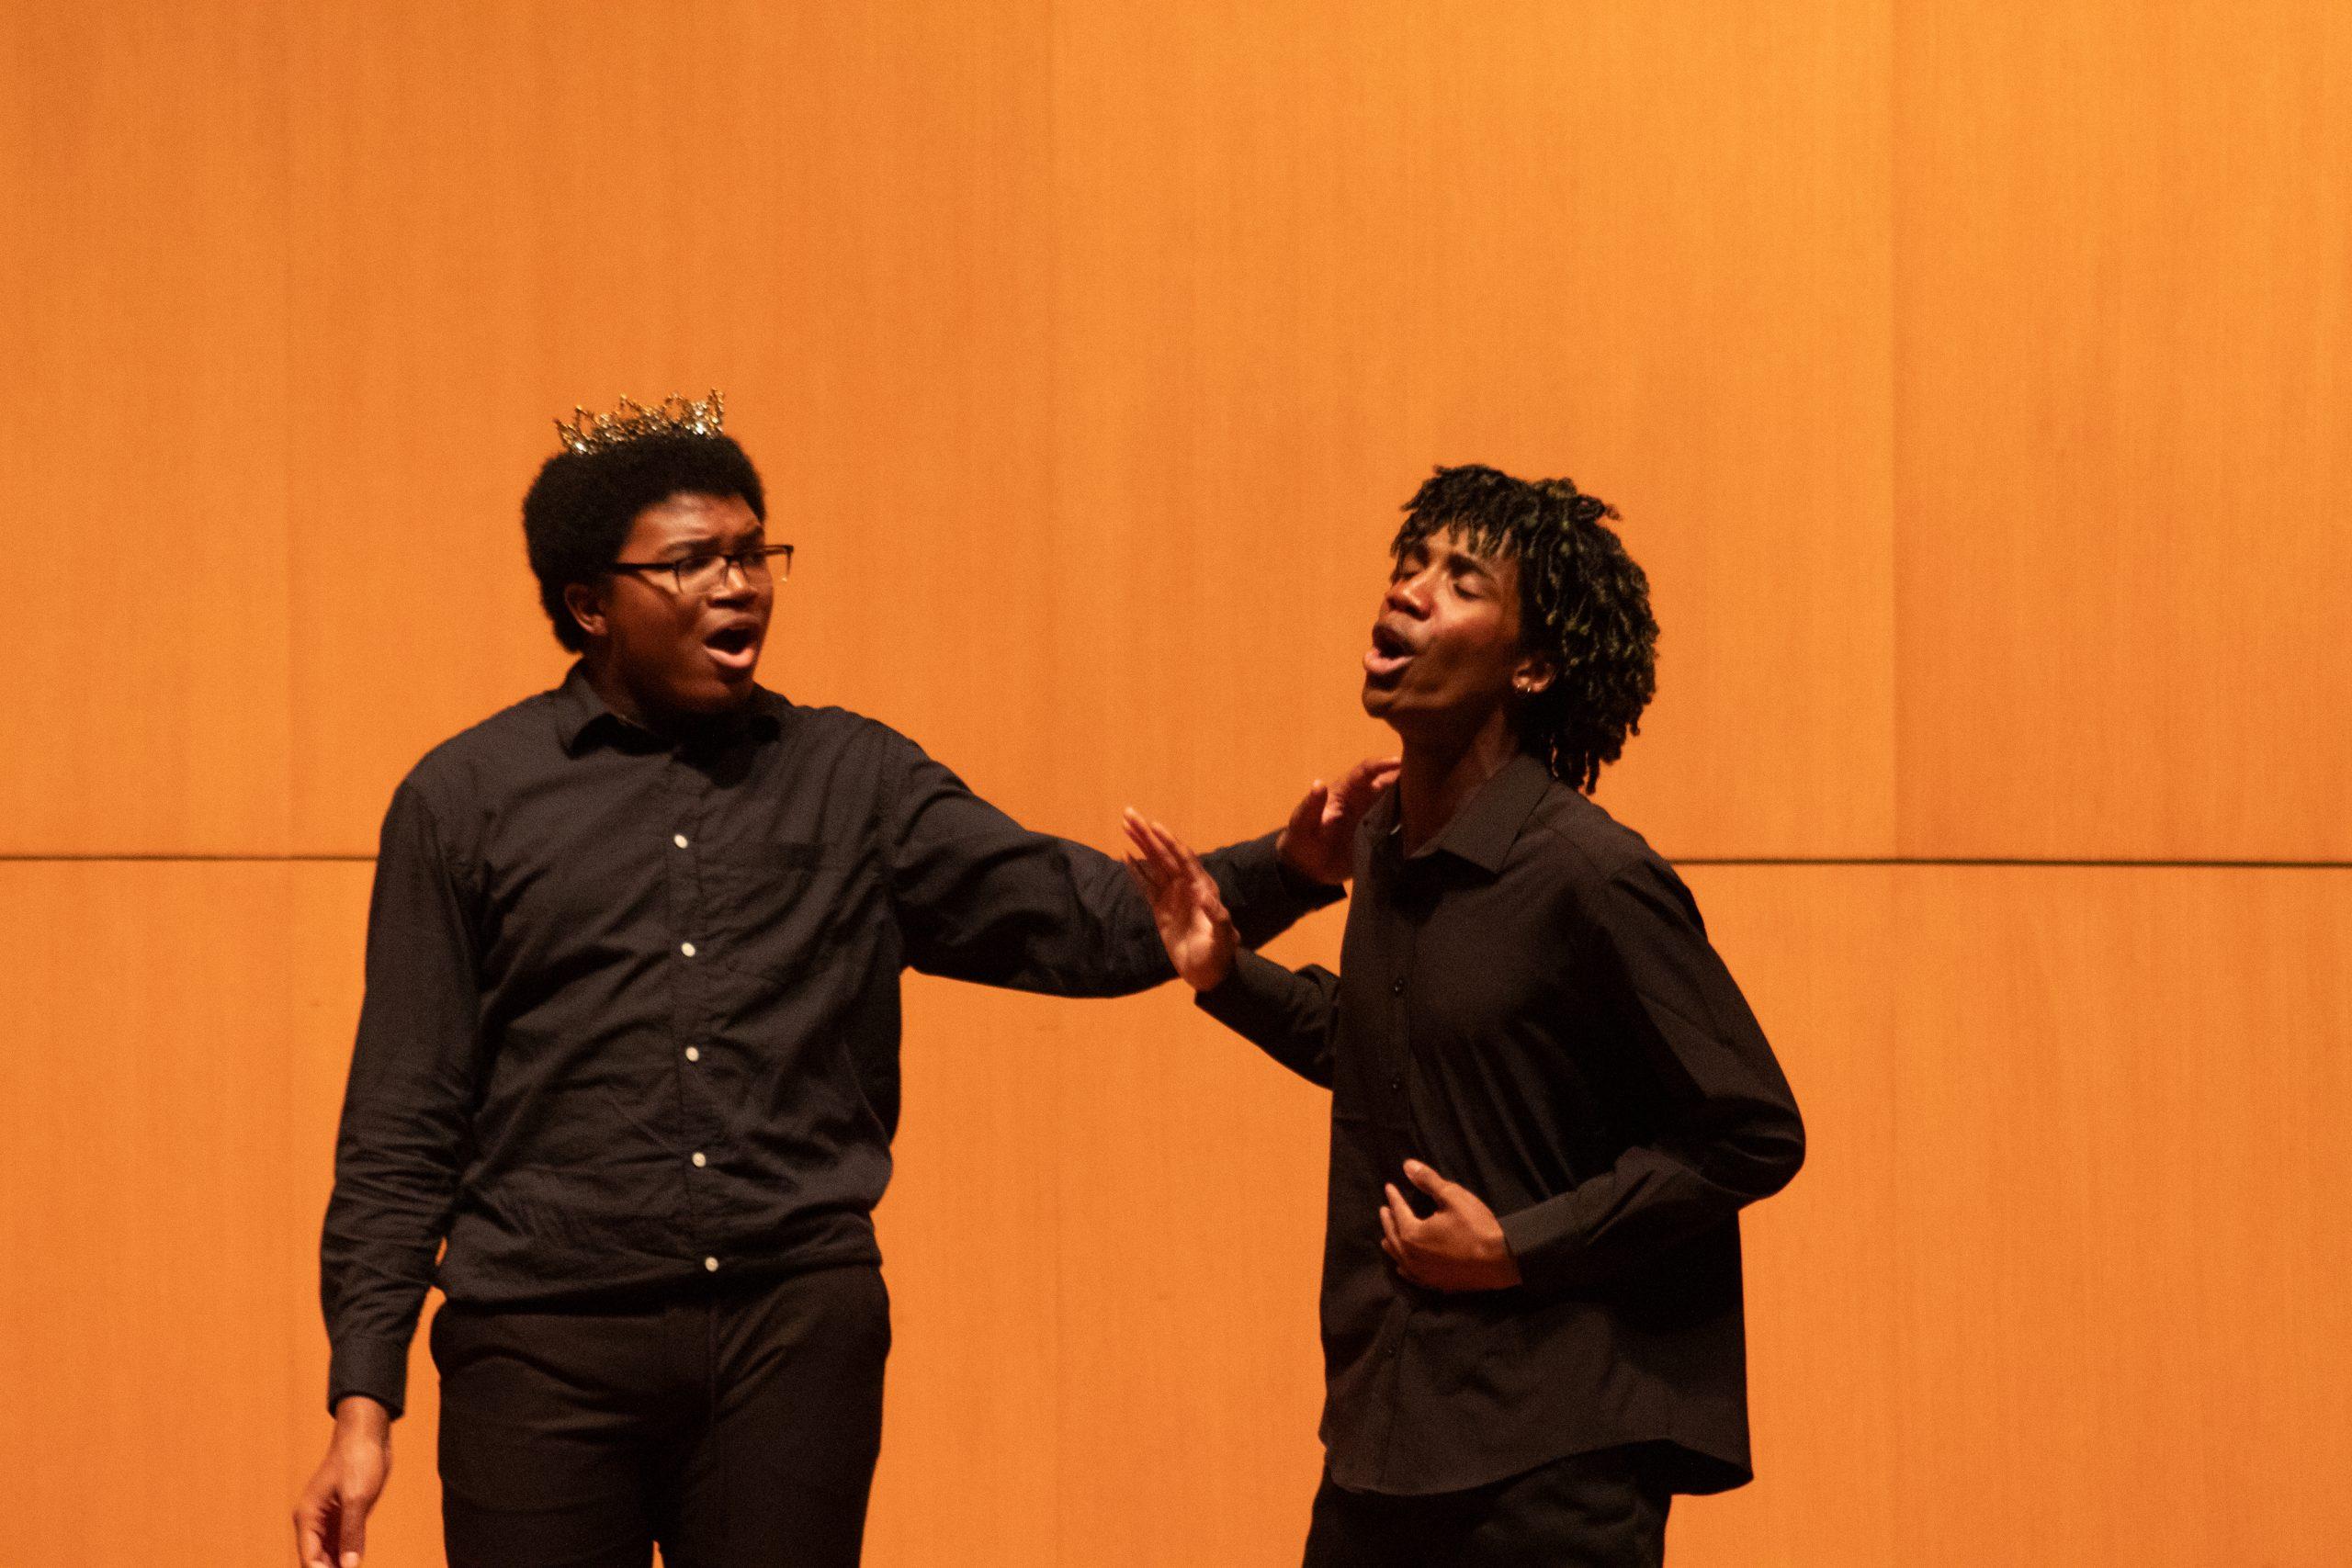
[553,389,727,455]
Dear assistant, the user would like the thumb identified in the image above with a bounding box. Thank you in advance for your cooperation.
[1403,1159,1458,1207]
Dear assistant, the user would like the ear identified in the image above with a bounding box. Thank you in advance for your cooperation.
[562,580,610,644]
[1511,651,1556,698]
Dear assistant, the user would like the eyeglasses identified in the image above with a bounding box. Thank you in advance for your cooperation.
[608,543,795,597]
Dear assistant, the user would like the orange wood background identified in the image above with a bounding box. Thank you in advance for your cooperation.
[3,2,2346,1564]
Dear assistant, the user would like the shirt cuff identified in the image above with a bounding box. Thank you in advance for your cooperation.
[1193,948,1306,1038]
[1498,1190,1593,1296]
[327,1337,412,1421]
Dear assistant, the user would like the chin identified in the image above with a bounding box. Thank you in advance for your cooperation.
[668,676,753,716]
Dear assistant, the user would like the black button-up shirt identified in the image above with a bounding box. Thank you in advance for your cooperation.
[1199,751,1804,1495]
[322,666,1328,1417]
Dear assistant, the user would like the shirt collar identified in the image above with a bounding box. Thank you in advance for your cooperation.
[1369,750,1555,875]
[552,662,786,755]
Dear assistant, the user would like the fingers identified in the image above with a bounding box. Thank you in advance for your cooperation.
[1334,757,1403,815]
[337,1491,368,1568]
[1122,810,1177,881]
[294,1497,332,1568]
[1402,1158,1458,1209]
[1123,815,1238,943]
[1121,810,1189,884]
[1292,779,1329,828]
[1380,1185,1426,1285]
[1132,815,1226,910]
[1123,818,1193,908]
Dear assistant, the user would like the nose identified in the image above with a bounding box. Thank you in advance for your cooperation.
[709,558,759,603]
[1384,566,1432,618]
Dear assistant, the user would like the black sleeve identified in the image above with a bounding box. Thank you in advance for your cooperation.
[1498,856,1804,1292]
[1193,948,1340,1089]
[318,781,485,1419]
[883,734,1340,994]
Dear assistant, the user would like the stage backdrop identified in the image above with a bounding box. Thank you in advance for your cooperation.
[3,3,2346,1565]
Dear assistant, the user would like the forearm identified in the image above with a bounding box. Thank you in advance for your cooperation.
[1200,829,1344,951]
[320,1123,465,1416]
[1193,950,1339,1087]
[1500,1100,1804,1291]
[324,780,482,1416]
[1502,857,1806,1290]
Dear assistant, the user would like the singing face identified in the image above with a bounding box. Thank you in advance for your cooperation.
[1361,526,1538,741]
[568,491,775,724]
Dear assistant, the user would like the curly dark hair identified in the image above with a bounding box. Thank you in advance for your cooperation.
[521,434,767,650]
[1392,464,1658,793]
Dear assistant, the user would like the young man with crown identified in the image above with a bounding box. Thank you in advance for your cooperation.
[1124,466,1804,1567]
[292,394,1393,1568]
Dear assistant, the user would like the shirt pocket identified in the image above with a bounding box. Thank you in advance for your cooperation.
[697,841,876,989]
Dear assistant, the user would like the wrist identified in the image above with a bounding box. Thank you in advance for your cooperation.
[334,1395,391,1440]
[1187,944,1235,994]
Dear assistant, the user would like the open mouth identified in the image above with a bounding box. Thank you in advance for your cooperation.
[703,622,762,674]
[1363,620,1416,682]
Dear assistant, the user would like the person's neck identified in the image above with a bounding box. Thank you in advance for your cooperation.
[580,651,737,743]
[1395,713,1519,854]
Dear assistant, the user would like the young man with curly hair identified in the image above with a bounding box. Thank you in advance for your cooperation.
[1126,464,1805,1567]
[292,397,1388,1568]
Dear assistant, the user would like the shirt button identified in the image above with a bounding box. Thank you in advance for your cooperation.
[684,1046,700,1063]
[1390,1075,1403,1092]
[692,1151,707,1168]
[680,941,697,958]
[703,1256,719,1272]
[1390,976,1405,996]
[673,833,690,849]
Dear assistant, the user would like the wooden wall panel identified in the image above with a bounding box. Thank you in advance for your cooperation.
[6,5,2349,1567]
[1882,866,2352,1566]
[1668,865,1902,1568]
[1048,911,1341,1567]
[1894,1,2352,860]
[0,2,291,854]
[1682,865,2352,1568]
[1041,0,1895,863]
[7,854,2346,1567]
[284,864,448,1568]
[861,980,1072,1567]
[0,864,308,1566]
[281,0,1057,855]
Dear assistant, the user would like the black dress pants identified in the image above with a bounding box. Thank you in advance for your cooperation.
[1302,1447,1671,1568]
[430,1263,889,1568]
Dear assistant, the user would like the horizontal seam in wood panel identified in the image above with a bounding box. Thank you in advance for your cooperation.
[2,855,2347,870]
[1672,858,2352,870]
[0,853,377,863]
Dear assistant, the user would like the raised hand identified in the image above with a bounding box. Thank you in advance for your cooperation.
[1379,1159,1522,1292]
[1276,756,1401,886]
[1122,810,1238,992]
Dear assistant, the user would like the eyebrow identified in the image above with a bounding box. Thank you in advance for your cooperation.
[661,527,766,559]
[1419,538,1502,581]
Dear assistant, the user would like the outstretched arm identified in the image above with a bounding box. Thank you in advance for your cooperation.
[887,732,1387,996]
